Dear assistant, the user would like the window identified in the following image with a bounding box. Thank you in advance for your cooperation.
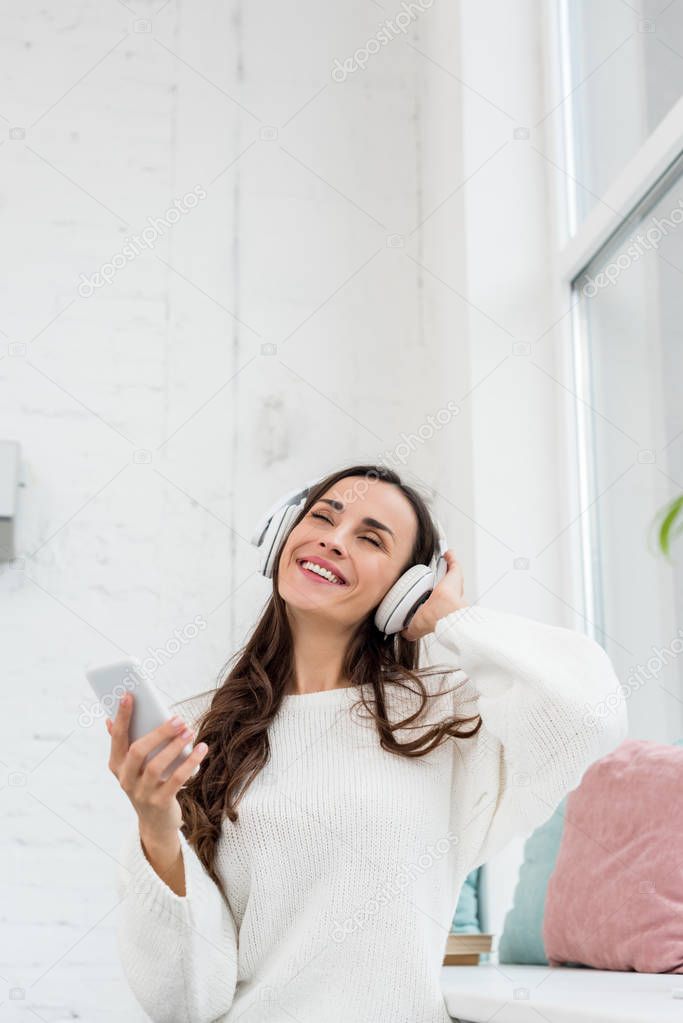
[562,0,683,231]
[550,1,683,740]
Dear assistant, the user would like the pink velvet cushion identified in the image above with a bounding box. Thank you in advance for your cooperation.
[543,738,683,973]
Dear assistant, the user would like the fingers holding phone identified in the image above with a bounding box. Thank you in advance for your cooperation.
[87,657,209,840]
[107,693,208,835]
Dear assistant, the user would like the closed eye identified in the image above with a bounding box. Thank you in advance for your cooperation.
[311,511,382,548]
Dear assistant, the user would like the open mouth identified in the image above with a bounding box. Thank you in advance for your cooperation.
[296,559,347,586]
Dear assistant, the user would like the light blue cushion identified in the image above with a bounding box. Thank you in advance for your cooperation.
[498,797,567,964]
[451,867,491,962]
[452,867,481,934]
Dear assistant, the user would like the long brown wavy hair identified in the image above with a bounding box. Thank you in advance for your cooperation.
[174,463,482,899]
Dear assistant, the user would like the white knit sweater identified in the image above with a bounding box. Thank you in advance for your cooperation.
[115,604,628,1023]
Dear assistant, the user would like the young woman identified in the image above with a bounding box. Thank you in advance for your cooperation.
[107,463,628,1023]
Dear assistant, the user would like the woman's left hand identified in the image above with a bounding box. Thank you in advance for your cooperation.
[400,549,468,643]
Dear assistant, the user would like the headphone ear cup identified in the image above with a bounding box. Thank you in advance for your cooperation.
[374,564,436,636]
[433,554,447,587]
[260,503,302,579]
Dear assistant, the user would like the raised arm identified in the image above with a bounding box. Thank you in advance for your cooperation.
[431,603,629,874]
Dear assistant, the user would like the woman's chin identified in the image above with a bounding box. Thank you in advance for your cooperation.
[280,584,337,611]
[279,575,356,619]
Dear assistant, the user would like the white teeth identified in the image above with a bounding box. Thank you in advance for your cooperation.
[300,560,344,584]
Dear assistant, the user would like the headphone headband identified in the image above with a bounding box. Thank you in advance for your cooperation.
[250,476,321,548]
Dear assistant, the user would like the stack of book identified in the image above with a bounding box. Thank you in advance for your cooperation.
[442,932,493,966]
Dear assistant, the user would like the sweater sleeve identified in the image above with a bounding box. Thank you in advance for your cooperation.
[432,604,629,875]
[116,822,239,1023]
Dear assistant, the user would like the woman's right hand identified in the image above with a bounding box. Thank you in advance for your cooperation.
[106,693,209,840]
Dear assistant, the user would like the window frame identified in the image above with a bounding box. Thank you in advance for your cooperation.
[543,0,683,644]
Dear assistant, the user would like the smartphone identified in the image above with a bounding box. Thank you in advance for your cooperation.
[86,657,196,782]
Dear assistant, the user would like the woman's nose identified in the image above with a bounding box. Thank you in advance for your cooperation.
[321,538,343,555]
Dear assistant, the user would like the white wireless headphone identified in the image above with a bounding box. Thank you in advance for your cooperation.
[250,476,449,636]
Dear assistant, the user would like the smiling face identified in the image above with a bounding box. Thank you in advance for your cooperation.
[277,477,420,630]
